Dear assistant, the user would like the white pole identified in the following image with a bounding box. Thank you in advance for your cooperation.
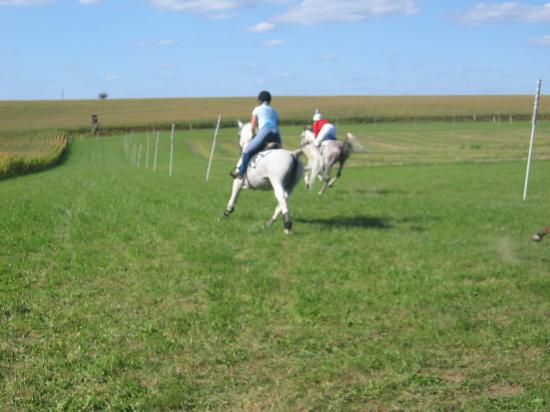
[523,79,542,201]
[153,131,160,172]
[138,144,142,167]
[145,135,150,169]
[206,115,222,182]
[169,124,175,176]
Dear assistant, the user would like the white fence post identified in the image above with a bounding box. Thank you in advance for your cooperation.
[206,115,222,182]
[523,79,542,201]
[169,124,175,177]
[153,131,160,172]
[145,135,150,169]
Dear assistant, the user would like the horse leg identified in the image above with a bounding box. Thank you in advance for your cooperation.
[318,178,330,195]
[328,160,345,188]
[272,183,292,234]
[532,226,550,242]
[318,162,333,195]
[267,206,282,227]
[303,165,311,189]
[223,178,244,218]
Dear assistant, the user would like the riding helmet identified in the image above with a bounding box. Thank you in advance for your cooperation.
[257,90,272,103]
[313,108,323,121]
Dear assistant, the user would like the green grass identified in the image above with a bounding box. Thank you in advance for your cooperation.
[1,122,550,410]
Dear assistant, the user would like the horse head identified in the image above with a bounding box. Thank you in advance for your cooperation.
[237,120,254,150]
[300,127,315,146]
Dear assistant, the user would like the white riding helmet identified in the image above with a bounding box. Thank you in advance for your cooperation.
[313,109,322,121]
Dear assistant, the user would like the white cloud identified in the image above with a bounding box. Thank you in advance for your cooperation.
[274,0,418,25]
[157,63,177,69]
[257,72,291,84]
[0,0,53,5]
[148,0,254,18]
[157,39,177,46]
[105,74,122,81]
[138,39,177,48]
[260,39,285,47]
[459,2,550,25]
[528,35,550,45]
[148,0,418,23]
[317,53,336,60]
[247,21,275,32]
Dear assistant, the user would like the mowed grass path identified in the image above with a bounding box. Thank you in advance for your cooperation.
[1,123,550,410]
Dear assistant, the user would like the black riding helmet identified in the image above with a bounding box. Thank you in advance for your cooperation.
[257,90,272,103]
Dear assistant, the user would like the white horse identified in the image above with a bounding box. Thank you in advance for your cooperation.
[223,121,304,234]
[300,129,358,194]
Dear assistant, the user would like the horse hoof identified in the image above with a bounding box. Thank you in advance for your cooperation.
[266,220,274,227]
[283,219,292,233]
[284,229,291,235]
[223,208,234,218]
[532,234,542,242]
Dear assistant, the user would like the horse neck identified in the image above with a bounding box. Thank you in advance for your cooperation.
[303,130,315,144]
[240,124,254,149]
[302,142,320,160]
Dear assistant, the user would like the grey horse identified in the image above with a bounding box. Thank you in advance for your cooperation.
[224,121,304,234]
[300,129,358,194]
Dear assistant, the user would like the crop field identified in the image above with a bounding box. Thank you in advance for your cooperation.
[0,131,68,178]
[1,95,549,133]
[2,119,550,410]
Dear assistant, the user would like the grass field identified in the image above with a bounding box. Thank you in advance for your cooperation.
[1,95,549,133]
[2,121,550,410]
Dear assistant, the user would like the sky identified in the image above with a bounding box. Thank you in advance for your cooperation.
[0,0,549,100]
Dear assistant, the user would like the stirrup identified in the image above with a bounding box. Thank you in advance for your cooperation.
[229,169,244,179]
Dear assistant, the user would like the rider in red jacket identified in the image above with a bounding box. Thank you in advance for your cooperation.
[311,110,337,147]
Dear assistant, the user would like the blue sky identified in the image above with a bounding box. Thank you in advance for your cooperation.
[0,0,549,99]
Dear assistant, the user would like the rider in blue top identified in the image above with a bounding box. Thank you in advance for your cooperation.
[231,90,281,179]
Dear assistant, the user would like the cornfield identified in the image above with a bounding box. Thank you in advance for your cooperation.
[0,131,68,177]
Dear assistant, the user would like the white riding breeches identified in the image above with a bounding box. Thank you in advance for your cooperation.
[314,123,337,147]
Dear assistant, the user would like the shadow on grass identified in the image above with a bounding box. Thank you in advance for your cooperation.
[296,214,393,230]
[354,188,408,196]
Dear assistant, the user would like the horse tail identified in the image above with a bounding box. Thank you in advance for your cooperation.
[341,132,366,161]
[337,133,353,164]
[283,153,303,192]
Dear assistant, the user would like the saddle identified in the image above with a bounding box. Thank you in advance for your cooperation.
[265,142,281,150]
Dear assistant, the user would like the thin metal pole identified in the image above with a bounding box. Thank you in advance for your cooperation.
[169,124,175,177]
[523,79,542,201]
[153,131,160,172]
[145,135,150,169]
[206,115,222,182]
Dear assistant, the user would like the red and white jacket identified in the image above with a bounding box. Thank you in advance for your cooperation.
[312,119,330,137]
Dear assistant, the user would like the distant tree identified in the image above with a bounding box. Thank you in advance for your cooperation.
[98,92,108,100]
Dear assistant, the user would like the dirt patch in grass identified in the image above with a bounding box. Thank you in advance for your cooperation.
[487,383,524,398]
